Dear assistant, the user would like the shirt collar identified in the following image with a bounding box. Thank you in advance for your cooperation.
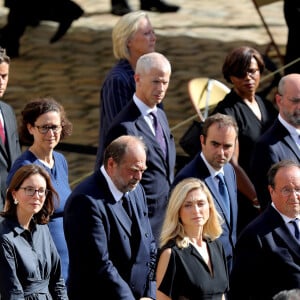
[133,93,155,116]
[100,165,123,202]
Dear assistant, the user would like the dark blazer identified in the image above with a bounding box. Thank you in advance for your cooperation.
[172,154,238,272]
[250,118,300,209]
[63,169,156,300]
[229,204,300,300]
[102,100,176,243]
[0,100,21,209]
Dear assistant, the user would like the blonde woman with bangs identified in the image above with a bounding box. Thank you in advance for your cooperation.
[156,178,229,300]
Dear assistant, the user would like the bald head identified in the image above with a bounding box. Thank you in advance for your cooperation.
[278,73,300,96]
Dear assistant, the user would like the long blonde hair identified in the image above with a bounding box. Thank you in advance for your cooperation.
[159,178,223,249]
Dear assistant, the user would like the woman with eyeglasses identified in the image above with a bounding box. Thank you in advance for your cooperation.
[6,97,72,285]
[212,46,278,234]
[0,164,68,299]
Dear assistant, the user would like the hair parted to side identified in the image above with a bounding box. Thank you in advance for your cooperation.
[19,96,73,144]
[222,46,264,83]
[201,113,238,139]
[159,177,223,249]
[103,135,147,167]
[1,164,59,224]
[112,11,150,60]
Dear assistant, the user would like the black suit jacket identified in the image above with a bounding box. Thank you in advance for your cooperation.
[0,101,21,209]
[101,100,176,243]
[229,204,300,300]
[63,170,156,300]
[250,119,300,209]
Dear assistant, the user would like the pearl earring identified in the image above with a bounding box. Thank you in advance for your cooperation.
[14,198,18,205]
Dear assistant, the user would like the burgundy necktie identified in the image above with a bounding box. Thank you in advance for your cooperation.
[149,111,166,157]
[0,119,5,144]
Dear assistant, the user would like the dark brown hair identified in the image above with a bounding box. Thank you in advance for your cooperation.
[19,96,72,144]
[1,164,59,224]
[222,46,264,83]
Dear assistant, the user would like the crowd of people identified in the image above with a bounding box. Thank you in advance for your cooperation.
[0,5,299,300]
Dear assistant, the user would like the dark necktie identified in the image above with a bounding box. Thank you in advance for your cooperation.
[216,173,230,221]
[149,111,166,157]
[290,219,300,240]
[0,119,5,144]
[122,194,132,218]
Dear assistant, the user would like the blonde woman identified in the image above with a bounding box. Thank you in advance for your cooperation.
[156,178,229,300]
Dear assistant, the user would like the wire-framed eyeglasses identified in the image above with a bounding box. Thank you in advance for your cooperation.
[279,187,300,197]
[19,186,48,197]
[35,125,62,134]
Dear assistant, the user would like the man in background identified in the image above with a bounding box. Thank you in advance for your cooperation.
[0,47,21,210]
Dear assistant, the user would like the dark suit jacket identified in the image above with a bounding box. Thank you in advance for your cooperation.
[229,204,300,300]
[63,170,156,300]
[0,101,21,209]
[250,119,300,209]
[172,153,238,272]
[101,100,176,243]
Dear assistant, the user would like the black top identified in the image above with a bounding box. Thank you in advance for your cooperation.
[212,89,278,175]
[158,239,229,300]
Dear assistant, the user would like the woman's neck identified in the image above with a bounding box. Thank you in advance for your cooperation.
[29,145,53,166]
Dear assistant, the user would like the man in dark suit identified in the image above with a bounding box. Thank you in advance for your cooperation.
[0,47,21,210]
[64,135,156,300]
[101,52,176,244]
[111,0,180,16]
[172,113,238,273]
[250,73,300,210]
[229,160,300,299]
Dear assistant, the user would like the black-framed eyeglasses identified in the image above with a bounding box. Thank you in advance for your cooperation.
[19,186,48,197]
[35,125,62,134]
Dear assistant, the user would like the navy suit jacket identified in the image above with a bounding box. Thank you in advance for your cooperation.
[172,153,238,272]
[0,101,21,209]
[229,204,300,300]
[101,100,176,243]
[250,119,300,209]
[63,170,156,300]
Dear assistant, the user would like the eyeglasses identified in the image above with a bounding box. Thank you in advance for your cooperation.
[234,68,259,79]
[19,186,48,197]
[278,187,300,197]
[35,125,62,134]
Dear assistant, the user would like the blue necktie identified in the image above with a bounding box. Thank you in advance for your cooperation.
[216,173,230,221]
[150,111,166,157]
[290,219,300,240]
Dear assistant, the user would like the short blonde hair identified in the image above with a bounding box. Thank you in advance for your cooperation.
[159,178,223,249]
[112,11,150,60]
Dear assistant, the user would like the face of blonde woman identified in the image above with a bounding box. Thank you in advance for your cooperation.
[179,188,210,229]
[127,17,156,58]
